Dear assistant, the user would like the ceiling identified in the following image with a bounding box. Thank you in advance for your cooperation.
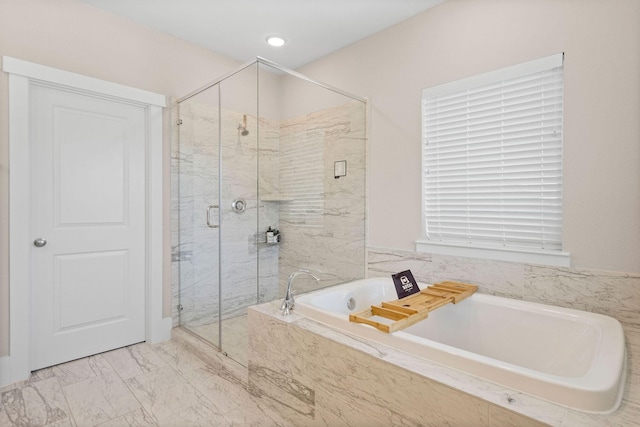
[78,0,445,69]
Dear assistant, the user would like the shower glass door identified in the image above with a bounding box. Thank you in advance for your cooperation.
[174,58,366,368]
[176,84,222,348]
[176,63,259,365]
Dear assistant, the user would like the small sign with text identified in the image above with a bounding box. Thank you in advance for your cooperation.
[391,270,420,299]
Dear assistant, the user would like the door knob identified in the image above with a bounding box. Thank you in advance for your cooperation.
[33,238,47,247]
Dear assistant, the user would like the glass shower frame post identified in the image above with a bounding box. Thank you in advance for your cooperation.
[218,64,258,365]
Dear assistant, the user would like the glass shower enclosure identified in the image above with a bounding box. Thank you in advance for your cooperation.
[172,58,367,367]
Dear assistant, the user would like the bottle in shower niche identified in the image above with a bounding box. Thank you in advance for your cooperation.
[266,226,274,244]
[274,229,281,243]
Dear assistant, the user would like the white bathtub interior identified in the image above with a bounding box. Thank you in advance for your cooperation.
[403,299,599,378]
[294,277,626,413]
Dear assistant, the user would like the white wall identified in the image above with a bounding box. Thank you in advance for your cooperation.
[294,0,640,274]
[1,0,638,360]
[0,0,243,356]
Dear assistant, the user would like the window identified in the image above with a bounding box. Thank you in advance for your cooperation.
[418,54,569,265]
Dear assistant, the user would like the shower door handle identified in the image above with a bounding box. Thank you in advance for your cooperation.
[206,205,219,228]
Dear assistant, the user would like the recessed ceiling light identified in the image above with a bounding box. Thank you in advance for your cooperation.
[266,35,286,47]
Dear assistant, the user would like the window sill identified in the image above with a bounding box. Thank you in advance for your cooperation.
[415,240,570,267]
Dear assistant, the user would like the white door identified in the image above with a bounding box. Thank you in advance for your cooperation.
[30,84,147,370]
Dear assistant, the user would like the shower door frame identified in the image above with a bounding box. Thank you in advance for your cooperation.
[177,57,366,105]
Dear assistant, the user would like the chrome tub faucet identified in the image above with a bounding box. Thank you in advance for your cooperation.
[281,269,320,315]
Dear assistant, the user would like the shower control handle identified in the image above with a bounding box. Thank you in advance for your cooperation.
[33,237,47,247]
[206,205,219,228]
[231,198,247,213]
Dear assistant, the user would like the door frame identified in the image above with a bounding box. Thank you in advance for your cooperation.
[0,56,171,387]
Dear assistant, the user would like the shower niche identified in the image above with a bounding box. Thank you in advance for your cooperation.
[171,58,367,367]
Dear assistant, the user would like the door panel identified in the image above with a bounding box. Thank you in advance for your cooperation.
[30,84,146,370]
[56,250,127,330]
[57,108,127,224]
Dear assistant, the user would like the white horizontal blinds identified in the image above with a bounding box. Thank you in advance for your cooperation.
[280,133,324,227]
[422,54,564,251]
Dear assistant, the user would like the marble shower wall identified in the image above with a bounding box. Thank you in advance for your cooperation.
[367,246,640,413]
[171,99,366,328]
[277,101,367,294]
[171,100,280,328]
[219,109,280,321]
[256,116,282,305]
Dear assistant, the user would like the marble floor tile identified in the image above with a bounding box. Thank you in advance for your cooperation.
[62,371,141,426]
[152,399,224,427]
[99,408,158,427]
[102,342,168,380]
[0,377,73,426]
[152,340,209,375]
[124,365,205,421]
[1,330,289,427]
[28,367,56,384]
[52,353,114,387]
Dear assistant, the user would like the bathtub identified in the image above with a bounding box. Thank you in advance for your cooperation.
[294,277,626,413]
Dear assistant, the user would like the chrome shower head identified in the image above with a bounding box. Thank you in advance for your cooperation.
[238,114,249,136]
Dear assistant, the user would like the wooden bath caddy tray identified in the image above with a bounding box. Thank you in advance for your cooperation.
[349,281,478,333]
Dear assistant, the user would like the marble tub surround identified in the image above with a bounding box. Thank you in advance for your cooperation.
[367,247,640,309]
[248,302,551,426]
[367,248,432,283]
[248,301,640,426]
[295,278,626,413]
[0,328,289,426]
[365,246,640,423]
